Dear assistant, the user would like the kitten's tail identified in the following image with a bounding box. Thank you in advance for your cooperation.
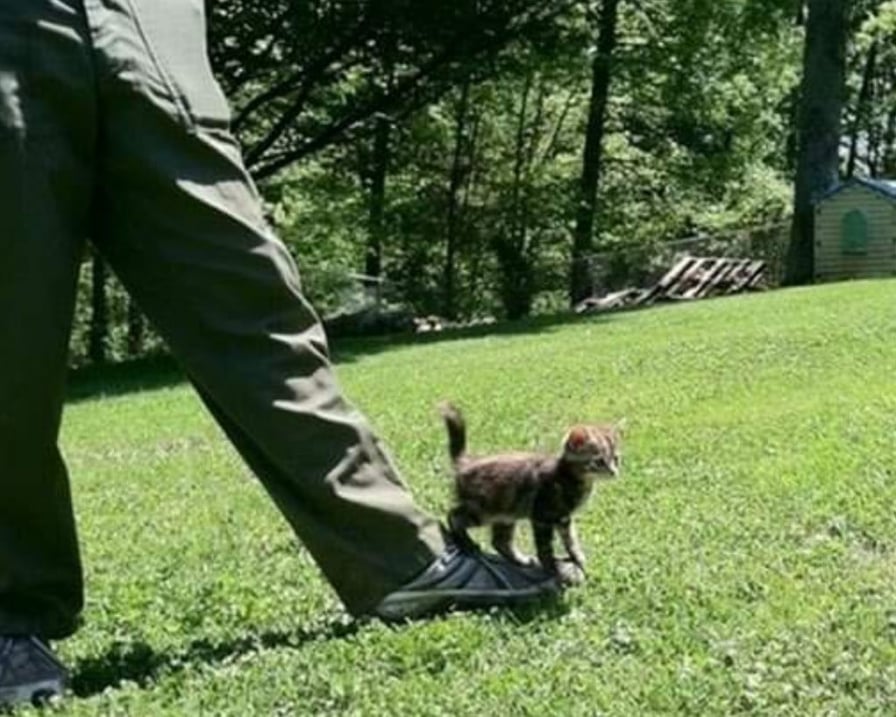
[438,402,467,465]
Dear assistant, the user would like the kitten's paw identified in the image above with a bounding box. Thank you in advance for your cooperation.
[495,547,538,567]
[511,553,539,568]
[555,559,587,587]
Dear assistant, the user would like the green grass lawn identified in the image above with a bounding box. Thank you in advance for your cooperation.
[31,279,896,715]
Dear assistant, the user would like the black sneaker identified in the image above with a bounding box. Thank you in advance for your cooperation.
[0,637,66,708]
[374,545,560,621]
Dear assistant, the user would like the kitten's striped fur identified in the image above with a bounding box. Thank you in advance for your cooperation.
[439,403,622,584]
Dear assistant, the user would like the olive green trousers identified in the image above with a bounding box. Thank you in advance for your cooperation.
[0,0,444,639]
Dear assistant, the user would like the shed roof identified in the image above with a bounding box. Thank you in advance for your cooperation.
[818,177,896,203]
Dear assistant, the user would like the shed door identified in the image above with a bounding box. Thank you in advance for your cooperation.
[841,209,870,255]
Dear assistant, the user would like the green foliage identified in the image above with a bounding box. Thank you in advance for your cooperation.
[69,0,896,363]
[280,0,803,316]
[49,279,896,714]
[70,263,165,369]
[207,0,575,177]
[847,0,896,176]
[263,164,368,317]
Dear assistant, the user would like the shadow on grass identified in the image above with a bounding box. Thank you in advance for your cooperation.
[69,618,361,698]
[70,596,569,698]
[496,594,571,624]
[66,312,613,404]
[67,354,186,405]
[329,311,612,364]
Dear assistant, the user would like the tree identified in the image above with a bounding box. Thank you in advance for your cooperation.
[443,80,473,319]
[208,0,577,178]
[784,0,849,286]
[72,0,896,365]
[570,0,621,306]
[88,253,108,365]
[845,39,878,177]
[842,1,896,177]
[364,114,391,290]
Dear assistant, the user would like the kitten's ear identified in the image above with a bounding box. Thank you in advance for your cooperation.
[565,426,588,450]
[614,418,628,436]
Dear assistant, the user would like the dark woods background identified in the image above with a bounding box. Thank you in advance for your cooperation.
[72,0,895,365]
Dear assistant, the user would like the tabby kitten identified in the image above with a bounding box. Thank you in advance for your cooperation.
[439,403,623,585]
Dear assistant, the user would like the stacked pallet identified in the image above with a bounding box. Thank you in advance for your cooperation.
[576,256,766,314]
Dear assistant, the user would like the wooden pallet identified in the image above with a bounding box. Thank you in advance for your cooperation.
[576,256,766,314]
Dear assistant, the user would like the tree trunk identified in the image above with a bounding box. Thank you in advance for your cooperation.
[882,82,896,176]
[783,0,848,286]
[508,72,534,320]
[494,72,537,321]
[570,0,620,306]
[89,253,108,365]
[366,113,391,304]
[461,113,484,309]
[443,79,471,319]
[127,298,145,358]
[846,41,878,178]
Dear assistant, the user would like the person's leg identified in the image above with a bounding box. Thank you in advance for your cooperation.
[83,0,446,616]
[0,0,95,640]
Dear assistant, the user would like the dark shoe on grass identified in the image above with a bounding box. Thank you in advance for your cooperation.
[374,545,560,621]
[0,637,66,708]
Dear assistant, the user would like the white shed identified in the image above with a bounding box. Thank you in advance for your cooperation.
[815,178,896,281]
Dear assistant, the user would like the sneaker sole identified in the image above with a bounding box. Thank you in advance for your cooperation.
[375,581,559,620]
[0,677,64,708]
